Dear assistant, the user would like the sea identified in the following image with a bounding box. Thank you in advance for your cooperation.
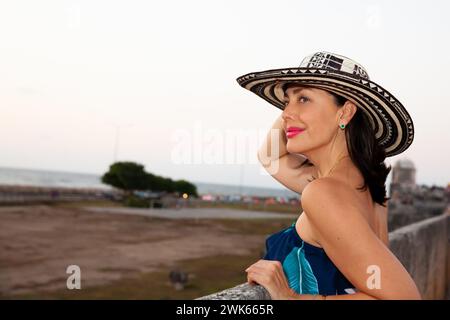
[0,166,298,198]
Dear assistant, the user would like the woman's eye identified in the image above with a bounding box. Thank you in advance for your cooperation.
[283,96,309,106]
[298,95,309,103]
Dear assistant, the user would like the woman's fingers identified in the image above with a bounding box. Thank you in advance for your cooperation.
[246,260,287,288]
[247,271,260,285]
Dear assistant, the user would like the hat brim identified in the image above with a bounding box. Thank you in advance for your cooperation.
[236,67,414,157]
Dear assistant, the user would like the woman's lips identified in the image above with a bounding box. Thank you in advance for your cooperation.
[286,129,305,139]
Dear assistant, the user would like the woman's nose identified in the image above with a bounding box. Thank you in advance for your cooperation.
[281,108,296,122]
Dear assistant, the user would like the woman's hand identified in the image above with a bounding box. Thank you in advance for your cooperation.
[245,259,297,300]
[257,115,318,195]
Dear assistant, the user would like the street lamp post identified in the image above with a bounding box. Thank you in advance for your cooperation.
[110,123,133,162]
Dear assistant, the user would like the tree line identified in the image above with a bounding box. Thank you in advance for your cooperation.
[101,161,198,197]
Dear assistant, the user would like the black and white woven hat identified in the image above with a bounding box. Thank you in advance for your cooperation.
[236,51,414,157]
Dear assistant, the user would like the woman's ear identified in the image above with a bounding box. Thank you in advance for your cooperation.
[342,100,358,122]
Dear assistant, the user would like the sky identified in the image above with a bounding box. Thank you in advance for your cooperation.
[0,0,449,189]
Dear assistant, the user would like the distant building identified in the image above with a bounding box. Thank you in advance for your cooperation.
[392,159,416,187]
[386,158,449,230]
[390,159,417,203]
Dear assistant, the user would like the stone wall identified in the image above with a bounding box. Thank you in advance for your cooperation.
[388,213,448,299]
[197,211,449,300]
[388,201,448,231]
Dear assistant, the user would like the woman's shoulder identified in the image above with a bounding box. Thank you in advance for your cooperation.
[302,176,352,201]
[303,177,390,246]
[300,177,363,222]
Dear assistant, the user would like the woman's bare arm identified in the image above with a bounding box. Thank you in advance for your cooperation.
[257,115,318,194]
[376,202,389,248]
[298,178,421,300]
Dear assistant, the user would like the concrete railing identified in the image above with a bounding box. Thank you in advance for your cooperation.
[197,211,450,300]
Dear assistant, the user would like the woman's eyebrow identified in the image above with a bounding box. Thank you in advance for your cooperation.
[283,87,309,100]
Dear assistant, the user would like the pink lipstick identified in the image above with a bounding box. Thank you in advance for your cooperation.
[286,127,305,139]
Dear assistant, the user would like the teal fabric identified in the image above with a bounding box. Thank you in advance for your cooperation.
[282,241,320,294]
[264,220,356,295]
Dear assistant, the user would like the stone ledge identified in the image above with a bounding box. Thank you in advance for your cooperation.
[196,283,270,300]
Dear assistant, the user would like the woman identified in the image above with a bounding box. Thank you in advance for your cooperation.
[237,52,421,300]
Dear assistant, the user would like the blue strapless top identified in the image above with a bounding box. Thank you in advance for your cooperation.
[263,221,356,296]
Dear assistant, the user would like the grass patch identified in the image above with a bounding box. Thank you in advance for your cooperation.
[1,210,297,300]
[7,252,265,300]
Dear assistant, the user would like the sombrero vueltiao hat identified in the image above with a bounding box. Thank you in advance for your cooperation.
[236,51,414,157]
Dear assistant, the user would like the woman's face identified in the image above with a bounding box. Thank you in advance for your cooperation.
[281,84,342,155]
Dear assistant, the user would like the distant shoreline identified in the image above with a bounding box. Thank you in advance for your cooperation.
[0,166,297,198]
[0,184,121,205]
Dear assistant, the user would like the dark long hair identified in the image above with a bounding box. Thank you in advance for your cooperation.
[300,91,391,207]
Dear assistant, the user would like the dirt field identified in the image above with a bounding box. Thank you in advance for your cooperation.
[0,204,294,299]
